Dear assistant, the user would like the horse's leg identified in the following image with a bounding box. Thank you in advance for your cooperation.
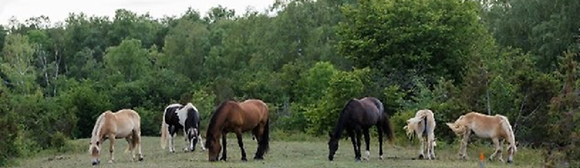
[169,132,175,153]
[220,134,227,161]
[489,137,504,162]
[419,136,425,159]
[235,131,248,161]
[429,133,436,160]
[183,128,190,151]
[377,126,384,160]
[347,128,358,161]
[125,137,135,161]
[108,135,116,163]
[459,129,471,159]
[198,134,206,151]
[252,126,265,159]
[362,128,371,160]
[134,130,144,161]
[355,128,362,161]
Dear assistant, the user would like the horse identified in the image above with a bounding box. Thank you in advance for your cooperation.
[160,103,206,153]
[88,109,143,165]
[403,109,436,160]
[204,99,269,162]
[328,97,395,161]
[446,112,517,163]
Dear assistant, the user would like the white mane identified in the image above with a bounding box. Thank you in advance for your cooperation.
[91,112,106,144]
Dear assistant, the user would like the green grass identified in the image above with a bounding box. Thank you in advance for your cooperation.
[13,136,542,168]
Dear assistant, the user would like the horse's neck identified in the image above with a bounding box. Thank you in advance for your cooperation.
[331,110,349,139]
[91,114,107,143]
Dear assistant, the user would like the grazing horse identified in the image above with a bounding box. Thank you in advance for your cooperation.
[88,109,143,165]
[403,109,436,160]
[160,103,205,153]
[446,112,517,163]
[205,99,270,162]
[328,97,395,161]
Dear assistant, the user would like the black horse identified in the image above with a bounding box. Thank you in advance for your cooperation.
[328,97,394,161]
[160,103,205,153]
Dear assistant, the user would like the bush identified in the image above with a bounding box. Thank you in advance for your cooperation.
[304,69,365,135]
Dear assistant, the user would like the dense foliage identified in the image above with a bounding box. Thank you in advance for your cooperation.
[0,0,579,166]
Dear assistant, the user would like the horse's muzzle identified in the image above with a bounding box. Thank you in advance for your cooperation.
[91,160,99,166]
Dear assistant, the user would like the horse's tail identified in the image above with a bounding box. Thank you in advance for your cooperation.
[405,110,428,138]
[383,114,395,142]
[160,110,169,149]
[259,118,270,154]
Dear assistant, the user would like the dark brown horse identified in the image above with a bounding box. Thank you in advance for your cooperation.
[205,99,270,161]
[328,97,394,161]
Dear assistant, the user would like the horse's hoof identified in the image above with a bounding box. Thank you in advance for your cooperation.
[219,157,227,161]
[379,155,384,160]
[418,154,424,159]
[355,158,361,162]
[108,160,114,164]
[241,158,248,162]
[138,157,144,161]
[507,160,513,164]
[254,156,264,160]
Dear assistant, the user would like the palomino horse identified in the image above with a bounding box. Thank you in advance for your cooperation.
[205,99,269,161]
[446,112,517,163]
[403,109,436,160]
[160,103,205,153]
[328,97,394,161]
[88,109,143,165]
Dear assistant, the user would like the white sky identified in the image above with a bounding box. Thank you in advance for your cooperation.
[0,0,275,26]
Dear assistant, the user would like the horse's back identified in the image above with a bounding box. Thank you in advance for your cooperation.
[239,99,268,120]
[357,97,383,125]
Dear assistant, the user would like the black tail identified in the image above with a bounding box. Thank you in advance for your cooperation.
[260,119,270,153]
[383,115,395,142]
[255,119,270,159]
[422,116,428,137]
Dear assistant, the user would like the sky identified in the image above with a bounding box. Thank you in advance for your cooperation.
[0,0,275,26]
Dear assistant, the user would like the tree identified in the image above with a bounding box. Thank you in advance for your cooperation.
[104,39,151,82]
[338,0,485,87]
[483,0,580,71]
[1,34,37,94]
[162,19,209,81]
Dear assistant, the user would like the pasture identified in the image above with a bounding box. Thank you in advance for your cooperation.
[14,135,542,168]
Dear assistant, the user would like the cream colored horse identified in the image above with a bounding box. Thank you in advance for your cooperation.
[403,109,436,160]
[88,109,143,165]
[446,112,517,163]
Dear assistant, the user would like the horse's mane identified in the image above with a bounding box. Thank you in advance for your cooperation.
[90,112,107,143]
[330,99,358,139]
[497,115,517,152]
[205,101,230,148]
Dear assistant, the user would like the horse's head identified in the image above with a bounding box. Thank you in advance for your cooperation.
[446,122,467,135]
[205,132,221,161]
[186,128,199,151]
[507,143,517,163]
[327,132,339,161]
[88,140,101,165]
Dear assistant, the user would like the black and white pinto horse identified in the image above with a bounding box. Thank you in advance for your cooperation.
[160,103,205,152]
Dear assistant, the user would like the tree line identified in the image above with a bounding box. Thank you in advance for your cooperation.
[0,0,579,166]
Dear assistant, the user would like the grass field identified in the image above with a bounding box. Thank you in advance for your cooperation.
[13,135,543,168]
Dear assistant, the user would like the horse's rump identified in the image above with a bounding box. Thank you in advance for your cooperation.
[404,109,435,138]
